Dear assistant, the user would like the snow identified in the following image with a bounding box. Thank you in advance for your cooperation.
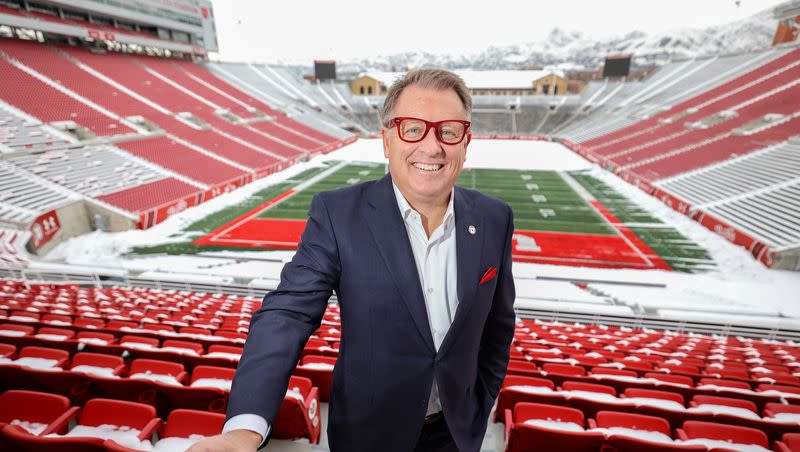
[285,388,305,401]
[204,352,241,361]
[0,329,27,337]
[71,365,120,379]
[6,357,61,370]
[77,337,109,346]
[11,419,47,435]
[505,385,555,395]
[50,424,153,451]
[157,346,199,356]
[129,372,182,387]
[299,362,335,370]
[190,378,232,391]
[522,419,584,431]
[688,404,760,420]
[768,413,800,423]
[26,138,800,335]
[595,427,674,444]
[34,333,70,341]
[678,438,771,452]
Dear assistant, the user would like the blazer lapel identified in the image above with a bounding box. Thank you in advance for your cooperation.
[439,186,485,357]
[365,174,435,353]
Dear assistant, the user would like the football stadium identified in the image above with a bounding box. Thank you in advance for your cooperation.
[0,0,799,450]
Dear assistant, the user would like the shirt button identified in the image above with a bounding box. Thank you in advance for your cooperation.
[427,288,433,294]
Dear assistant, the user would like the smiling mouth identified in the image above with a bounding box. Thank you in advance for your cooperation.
[412,162,444,172]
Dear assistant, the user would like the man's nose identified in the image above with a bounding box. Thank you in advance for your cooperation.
[418,127,444,156]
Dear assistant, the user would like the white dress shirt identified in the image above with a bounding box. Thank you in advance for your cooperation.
[222,182,459,443]
[392,182,459,416]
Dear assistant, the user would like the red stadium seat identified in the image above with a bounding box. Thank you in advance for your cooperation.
[504,402,603,452]
[295,354,336,402]
[162,408,225,438]
[129,358,187,385]
[0,343,16,359]
[495,375,560,422]
[17,346,70,368]
[0,390,78,434]
[589,411,705,452]
[645,372,694,387]
[73,318,105,330]
[775,433,800,452]
[561,381,617,396]
[70,352,126,376]
[542,363,586,377]
[0,323,34,337]
[690,394,758,414]
[676,420,769,449]
[623,388,685,406]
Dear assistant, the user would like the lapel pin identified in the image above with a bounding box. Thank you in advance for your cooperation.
[468,225,476,235]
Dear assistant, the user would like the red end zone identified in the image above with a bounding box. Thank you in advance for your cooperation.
[196,196,671,270]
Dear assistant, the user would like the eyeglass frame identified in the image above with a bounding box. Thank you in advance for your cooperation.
[386,116,472,145]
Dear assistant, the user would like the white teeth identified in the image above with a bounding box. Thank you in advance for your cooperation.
[412,163,443,171]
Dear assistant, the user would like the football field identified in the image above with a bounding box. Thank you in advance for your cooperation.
[192,161,713,271]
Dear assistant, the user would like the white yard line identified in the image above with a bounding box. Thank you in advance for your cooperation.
[558,171,655,268]
[208,160,349,241]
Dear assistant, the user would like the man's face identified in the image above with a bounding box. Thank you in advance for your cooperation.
[382,85,470,207]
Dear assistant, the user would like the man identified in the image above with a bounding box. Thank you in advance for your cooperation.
[189,69,516,452]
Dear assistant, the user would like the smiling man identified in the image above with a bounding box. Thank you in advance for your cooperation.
[189,69,516,452]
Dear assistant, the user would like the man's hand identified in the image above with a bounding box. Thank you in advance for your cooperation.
[186,430,263,452]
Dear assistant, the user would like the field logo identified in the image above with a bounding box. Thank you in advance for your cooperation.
[167,199,189,217]
[513,233,542,253]
[713,224,736,242]
[30,210,60,250]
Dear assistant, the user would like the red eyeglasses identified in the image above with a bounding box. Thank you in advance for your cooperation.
[387,117,471,145]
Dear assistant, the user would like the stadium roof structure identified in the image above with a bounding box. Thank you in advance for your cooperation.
[357,69,566,91]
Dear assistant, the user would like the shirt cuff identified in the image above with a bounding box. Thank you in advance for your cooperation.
[223,414,270,448]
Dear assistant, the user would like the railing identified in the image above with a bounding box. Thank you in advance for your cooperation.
[3,267,799,341]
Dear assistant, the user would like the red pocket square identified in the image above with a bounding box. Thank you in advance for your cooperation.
[479,266,498,285]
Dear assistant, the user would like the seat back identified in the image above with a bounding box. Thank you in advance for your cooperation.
[301,355,337,366]
[503,375,555,390]
[691,394,757,413]
[130,358,185,378]
[515,402,584,426]
[590,367,637,377]
[542,363,586,376]
[680,421,768,447]
[562,381,616,396]
[79,399,156,430]
[0,390,71,424]
[71,352,125,372]
[35,327,75,339]
[644,372,693,386]
[19,346,70,367]
[0,343,16,359]
[287,375,313,398]
[162,339,204,354]
[191,365,235,384]
[163,409,225,438]
[764,402,800,417]
[623,388,684,405]
[595,410,671,436]
[698,378,751,390]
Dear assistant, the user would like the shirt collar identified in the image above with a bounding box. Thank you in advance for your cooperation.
[392,182,455,228]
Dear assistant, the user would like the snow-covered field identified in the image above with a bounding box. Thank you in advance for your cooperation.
[41,139,800,325]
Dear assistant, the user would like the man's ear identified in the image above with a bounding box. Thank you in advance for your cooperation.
[382,127,390,158]
[465,132,472,147]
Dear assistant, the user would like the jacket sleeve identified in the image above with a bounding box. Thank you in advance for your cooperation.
[226,192,341,428]
[477,204,516,403]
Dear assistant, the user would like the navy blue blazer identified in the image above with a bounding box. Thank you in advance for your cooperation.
[227,173,516,452]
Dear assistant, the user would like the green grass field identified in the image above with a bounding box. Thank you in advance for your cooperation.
[130,161,715,272]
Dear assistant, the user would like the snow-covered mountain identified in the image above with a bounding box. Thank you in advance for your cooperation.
[343,7,777,72]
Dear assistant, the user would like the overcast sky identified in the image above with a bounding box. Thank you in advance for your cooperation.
[209,0,787,64]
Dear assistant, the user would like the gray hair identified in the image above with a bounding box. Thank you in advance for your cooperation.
[380,68,472,126]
